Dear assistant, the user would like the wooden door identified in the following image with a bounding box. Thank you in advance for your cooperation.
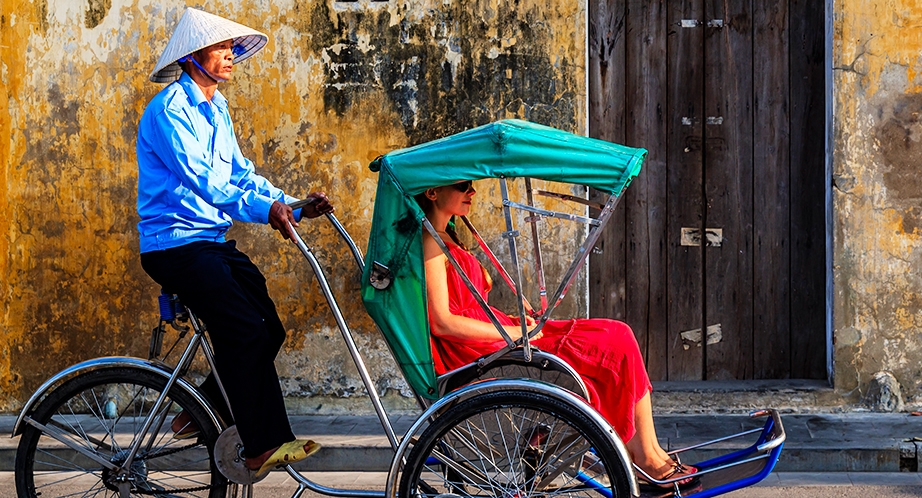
[587,0,826,381]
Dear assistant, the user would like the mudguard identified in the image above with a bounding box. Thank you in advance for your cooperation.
[12,356,225,437]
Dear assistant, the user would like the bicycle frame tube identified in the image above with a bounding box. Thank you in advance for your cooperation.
[326,213,366,270]
[285,466,384,498]
[288,217,398,451]
[122,329,208,469]
[191,311,235,422]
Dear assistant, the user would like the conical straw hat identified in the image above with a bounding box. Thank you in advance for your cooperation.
[149,7,268,83]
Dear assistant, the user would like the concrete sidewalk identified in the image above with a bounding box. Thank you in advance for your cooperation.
[3,411,921,473]
[0,471,920,497]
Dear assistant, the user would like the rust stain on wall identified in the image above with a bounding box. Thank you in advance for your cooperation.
[0,0,587,413]
[85,0,111,28]
[834,0,922,404]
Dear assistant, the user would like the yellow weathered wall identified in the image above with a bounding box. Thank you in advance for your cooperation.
[0,0,587,413]
[833,0,922,405]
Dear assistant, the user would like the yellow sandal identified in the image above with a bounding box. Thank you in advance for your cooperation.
[252,439,321,477]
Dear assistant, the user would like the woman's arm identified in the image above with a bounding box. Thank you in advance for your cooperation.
[423,234,535,342]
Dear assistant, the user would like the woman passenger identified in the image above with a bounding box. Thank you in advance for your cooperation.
[417,180,698,490]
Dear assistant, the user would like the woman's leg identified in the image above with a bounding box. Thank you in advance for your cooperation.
[625,391,669,465]
[625,391,694,480]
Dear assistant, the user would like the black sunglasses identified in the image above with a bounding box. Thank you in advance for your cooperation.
[450,181,475,193]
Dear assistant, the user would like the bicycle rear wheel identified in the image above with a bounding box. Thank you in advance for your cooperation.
[15,366,227,498]
[399,389,631,498]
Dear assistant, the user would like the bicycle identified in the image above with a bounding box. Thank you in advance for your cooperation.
[12,120,785,498]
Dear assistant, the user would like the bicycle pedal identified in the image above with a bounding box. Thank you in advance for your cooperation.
[214,425,270,485]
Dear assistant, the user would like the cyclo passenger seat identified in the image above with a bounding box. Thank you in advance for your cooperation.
[437,348,590,401]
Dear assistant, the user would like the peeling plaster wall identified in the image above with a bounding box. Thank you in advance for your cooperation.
[833,0,922,407]
[0,0,587,413]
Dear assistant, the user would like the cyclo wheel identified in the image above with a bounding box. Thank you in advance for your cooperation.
[399,389,631,498]
[15,366,227,498]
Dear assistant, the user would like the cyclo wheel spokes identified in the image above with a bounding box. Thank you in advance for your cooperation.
[399,390,630,498]
[15,367,226,498]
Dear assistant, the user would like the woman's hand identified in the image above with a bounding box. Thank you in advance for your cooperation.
[506,314,542,341]
[508,313,536,327]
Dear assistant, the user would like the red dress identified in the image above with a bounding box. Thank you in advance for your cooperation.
[430,244,653,442]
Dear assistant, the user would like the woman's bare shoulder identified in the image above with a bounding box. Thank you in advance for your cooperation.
[422,232,447,261]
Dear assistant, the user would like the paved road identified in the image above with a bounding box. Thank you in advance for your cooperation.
[1,472,921,497]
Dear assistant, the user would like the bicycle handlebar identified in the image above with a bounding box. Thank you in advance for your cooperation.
[288,196,320,210]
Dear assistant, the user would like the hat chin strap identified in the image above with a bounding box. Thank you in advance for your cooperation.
[179,54,228,83]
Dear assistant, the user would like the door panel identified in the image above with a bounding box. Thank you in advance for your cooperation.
[665,0,706,381]
[624,0,670,381]
[752,0,792,379]
[789,0,827,379]
[703,0,754,380]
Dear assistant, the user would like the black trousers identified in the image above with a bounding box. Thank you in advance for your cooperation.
[141,240,295,457]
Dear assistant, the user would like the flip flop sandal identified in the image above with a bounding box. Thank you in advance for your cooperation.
[637,463,700,492]
[172,427,201,440]
[252,439,321,478]
[171,412,200,440]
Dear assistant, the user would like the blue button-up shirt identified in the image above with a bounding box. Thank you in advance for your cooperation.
[137,72,299,253]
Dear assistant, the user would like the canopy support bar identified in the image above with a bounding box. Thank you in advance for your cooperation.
[535,192,622,326]
[459,215,535,315]
[499,177,532,361]
[534,188,606,211]
[524,178,549,314]
[503,200,601,226]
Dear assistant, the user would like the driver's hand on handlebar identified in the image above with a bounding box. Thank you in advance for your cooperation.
[269,201,299,241]
[299,192,334,219]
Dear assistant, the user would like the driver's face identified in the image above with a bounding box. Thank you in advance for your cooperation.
[193,40,235,81]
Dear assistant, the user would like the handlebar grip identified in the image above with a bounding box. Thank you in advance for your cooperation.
[288,197,320,210]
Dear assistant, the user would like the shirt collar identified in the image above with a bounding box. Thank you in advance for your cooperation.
[177,72,228,112]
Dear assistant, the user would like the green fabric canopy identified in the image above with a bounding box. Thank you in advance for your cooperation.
[362,119,647,399]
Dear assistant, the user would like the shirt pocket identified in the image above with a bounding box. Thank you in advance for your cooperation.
[212,148,233,182]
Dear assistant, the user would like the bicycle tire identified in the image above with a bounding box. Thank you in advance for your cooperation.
[15,366,227,498]
[399,389,631,498]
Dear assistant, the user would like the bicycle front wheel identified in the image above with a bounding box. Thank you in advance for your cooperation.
[15,366,227,498]
[399,389,631,498]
